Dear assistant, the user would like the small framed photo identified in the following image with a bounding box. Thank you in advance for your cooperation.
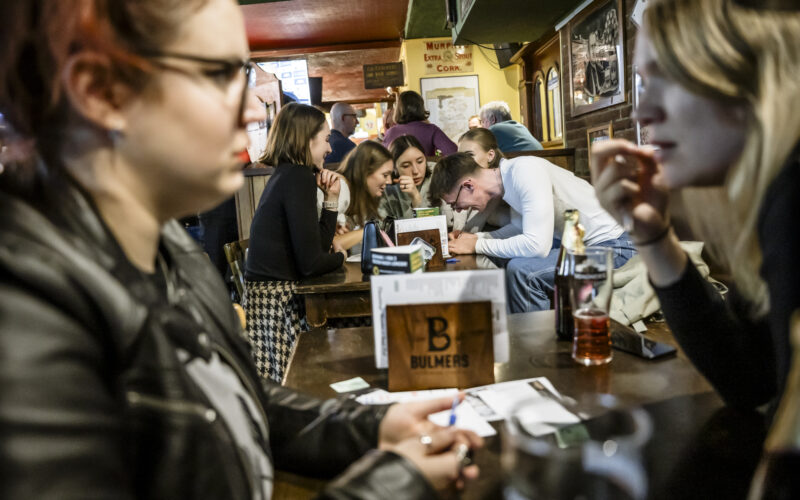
[587,122,614,153]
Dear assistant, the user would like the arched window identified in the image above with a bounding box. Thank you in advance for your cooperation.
[546,66,563,142]
[532,75,545,142]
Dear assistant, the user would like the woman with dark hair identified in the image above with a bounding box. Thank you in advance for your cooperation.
[339,141,394,227]
[380,134,437,219]
[330,141,394,251]
[0,1,481,497]
[244,102,345,382]
[382,91,457,156]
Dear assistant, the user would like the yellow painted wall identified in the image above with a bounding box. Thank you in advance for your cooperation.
[399,37,521,122]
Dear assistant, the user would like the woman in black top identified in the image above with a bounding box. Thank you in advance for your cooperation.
[591,0,800,411]
[244,103,345,382]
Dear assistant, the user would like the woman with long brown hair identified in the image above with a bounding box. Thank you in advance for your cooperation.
[244,102,345,382]
[339,141,394,228]
[329,140,394,252]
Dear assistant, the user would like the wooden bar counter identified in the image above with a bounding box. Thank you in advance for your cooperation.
[274,311,767,499]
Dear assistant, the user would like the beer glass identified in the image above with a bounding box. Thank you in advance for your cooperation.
[569,246,613,366]
[502,394,651,500]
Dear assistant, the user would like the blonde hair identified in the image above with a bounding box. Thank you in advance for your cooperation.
[645,0,800,315]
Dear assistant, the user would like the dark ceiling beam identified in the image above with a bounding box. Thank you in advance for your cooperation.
[251,39,402,60]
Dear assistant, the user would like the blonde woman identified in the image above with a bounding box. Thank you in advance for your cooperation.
[591,0,800,410]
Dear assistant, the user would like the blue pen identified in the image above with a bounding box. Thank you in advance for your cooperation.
[448,395,460,426]
[445,258,460,264]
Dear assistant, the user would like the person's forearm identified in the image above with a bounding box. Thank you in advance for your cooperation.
[334,229,363,251]
[636,227,688,287]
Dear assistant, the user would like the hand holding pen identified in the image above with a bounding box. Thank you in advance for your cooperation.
[377,394,482,493]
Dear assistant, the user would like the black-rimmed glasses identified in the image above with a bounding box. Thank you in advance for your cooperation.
[449,185,464,211]
[139,50,256,118]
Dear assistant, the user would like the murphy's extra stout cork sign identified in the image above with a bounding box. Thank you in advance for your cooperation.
[386,301,494,391]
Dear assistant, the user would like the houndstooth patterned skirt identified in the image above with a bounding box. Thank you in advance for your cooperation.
[242,279,308,383]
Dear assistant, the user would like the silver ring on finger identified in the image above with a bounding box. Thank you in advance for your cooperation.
[419,434,433,451]
[455,443,471,469]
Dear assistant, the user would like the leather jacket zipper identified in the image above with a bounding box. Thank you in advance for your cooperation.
[127,391,217,423]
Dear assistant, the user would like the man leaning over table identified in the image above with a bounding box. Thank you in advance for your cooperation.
[428,152,635,313]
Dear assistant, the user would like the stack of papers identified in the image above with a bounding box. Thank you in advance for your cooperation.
[352,377,580,438]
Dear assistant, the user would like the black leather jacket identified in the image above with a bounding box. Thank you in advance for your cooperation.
[0,179,437,499]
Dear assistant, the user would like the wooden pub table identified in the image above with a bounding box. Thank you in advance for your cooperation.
[274,311,767,499]
[294,255,493,328]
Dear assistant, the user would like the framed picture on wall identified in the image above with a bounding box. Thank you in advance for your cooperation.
[419,75,480,143]
[587,122,614,153]
[567,0,626,117]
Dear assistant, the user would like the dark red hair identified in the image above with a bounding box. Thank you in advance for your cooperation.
[0,0,207,189]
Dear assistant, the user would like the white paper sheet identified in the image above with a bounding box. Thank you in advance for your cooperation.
[355,388,458,405]
[428,399,497,437]
[468,377,579,436]
[355,388,496,437]
[393,215,450,257]
[370,269,509,368]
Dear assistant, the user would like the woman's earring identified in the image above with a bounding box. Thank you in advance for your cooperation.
[107,127,123,147]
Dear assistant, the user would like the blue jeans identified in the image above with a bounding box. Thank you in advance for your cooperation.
[505,234,637,314]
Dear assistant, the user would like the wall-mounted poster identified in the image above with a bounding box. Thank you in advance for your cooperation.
[420,75,480,143]
[567,0,626,117]
[422,41,473,75]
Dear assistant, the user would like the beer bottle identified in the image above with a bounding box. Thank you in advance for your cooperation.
[748,312,800,499]
[554,209,585,340]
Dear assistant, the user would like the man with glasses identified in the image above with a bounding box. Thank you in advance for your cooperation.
[327,102,358,164]
[429,152,633,313]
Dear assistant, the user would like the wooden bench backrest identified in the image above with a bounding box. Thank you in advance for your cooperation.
[503,148,576,173]
[224,239,249,302]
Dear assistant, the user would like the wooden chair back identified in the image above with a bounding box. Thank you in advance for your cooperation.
[224,239,249,302]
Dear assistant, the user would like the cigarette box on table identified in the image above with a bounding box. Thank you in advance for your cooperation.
[370,245,424,275]
[412,207,440,218]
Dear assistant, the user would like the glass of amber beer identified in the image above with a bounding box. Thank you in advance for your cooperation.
[569,246,614,366]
